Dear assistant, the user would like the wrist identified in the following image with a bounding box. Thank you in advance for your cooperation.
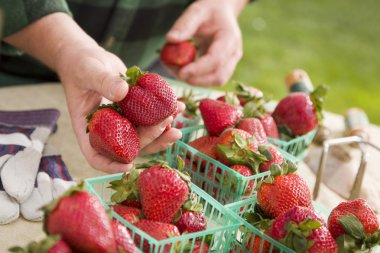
[200,0,248,17]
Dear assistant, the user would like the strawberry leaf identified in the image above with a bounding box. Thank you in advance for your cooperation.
[124,66,147,86]
[258,145,274,160]
[310,84,329,125]
[338,214,366,240]
[224,92,240,106]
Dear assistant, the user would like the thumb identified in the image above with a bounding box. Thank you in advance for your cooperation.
[83,57,129,102]
[167,3,206,42]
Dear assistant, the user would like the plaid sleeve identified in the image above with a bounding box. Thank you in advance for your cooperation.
[0,0,72,38]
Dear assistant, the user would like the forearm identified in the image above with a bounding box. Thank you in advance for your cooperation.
[3,12,98,72]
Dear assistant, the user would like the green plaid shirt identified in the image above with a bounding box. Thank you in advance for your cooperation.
[0,0,193,81]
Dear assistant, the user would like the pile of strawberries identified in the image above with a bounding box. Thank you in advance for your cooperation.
[109,160,209,253]
[10,182,140,253]
[87,66,177,164]
[241,162,380,253]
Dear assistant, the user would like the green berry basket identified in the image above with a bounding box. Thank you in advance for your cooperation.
[166,125,297,205]
[85,173,241,253]
[172,115,201,129]
[267,128,317,162]
[225,196,331,253]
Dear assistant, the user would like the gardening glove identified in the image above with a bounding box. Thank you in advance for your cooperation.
[0,109,59,203]
[21,144,75,222]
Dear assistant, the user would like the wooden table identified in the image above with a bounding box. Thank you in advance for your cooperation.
[0,82,379,252]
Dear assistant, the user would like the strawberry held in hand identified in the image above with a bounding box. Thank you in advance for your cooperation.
[257,161,312,218]
[327,198,380,252]
[118,66,177,126]
[87,106,140,163]
[272,84,328,136]
[199,98,243,136]
[271,206,337,253]
[160,41,196,68]
[43,183,117,253]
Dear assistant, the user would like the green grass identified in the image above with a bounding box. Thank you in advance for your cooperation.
[219,0,380,124]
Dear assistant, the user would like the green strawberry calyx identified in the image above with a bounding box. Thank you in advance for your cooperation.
[9,235,62,253]
[223,92,241,107]
[120,65,147,86]
[336,214,380,252]
[310,84,329,125]
[244,203,274,231]
[109,167,141,204]
[217,132,267,174]
[281,217,322,253]
[255,160,297,190]
[234,81,263,101]
[179,89,200,117]
[242,98,268,120]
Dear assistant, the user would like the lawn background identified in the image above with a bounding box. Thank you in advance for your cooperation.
[221,0,380,124]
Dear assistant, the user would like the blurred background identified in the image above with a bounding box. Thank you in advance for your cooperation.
[221,0,380,124]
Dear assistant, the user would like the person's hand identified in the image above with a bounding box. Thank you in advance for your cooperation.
[167,0,246,86]
[56,45,183,173]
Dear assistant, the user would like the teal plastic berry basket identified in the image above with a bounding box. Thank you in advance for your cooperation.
[267,128,317,162]
[172,115,201,129]
[166,125,297,205]
[85,173,241,253]
[225,197,331,253]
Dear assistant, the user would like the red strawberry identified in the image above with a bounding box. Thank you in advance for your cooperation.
[137,163,190,223]
[188,136,219,168]
[258,146,284,173]
[112,205,141,224]
[230,165,254,195]
[111,221,139,253]
[118,66,177,126]
[192,241,210,253]
[327,198,380,252]
[259,114,279,139]
[175,211,207,233]
[121,199,142,209]
[257,162,312,218]
[237,118,268,145]
[160,41,196,68]
[245,232,271,253]
[9,236,73,253]
[43,184,117,253]
[87,106,140,163]
[217,82,263,106]
[216,128,266,173]
[199,98,243,136]
[271,206,337,253]
[272,84,328,136]
[134,220,180,253]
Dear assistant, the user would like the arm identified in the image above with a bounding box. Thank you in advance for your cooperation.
[167,0,249,86]
[4,13,183,173]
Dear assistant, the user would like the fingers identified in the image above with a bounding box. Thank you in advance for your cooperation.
[167,2,206,42]
[80,54,129,102]
[178,30,242,86]
[139,128,182,156]
[138,117,174,149]
[177,101,186,115]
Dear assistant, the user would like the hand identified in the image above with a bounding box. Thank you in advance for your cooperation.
[57,45,183,173]
[167,0,245,86]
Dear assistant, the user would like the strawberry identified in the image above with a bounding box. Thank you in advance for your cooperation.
[257,162,312,218]
[259,114,279,139]
[160,41,196,68]
[137,162,190,223]
[271,206,337,253]
[174,90,200,129]
[134,220,180,253]
[191,241,210,253]
[258,146,284,173]
[229,165,254,195]
[217,81,264,106]
[9,235,73,253]
[87,106,140,163]
[237,118,268,145]
[188,136,219,168]
[199,98,243,136]
[327,198,380,252]
[175,211,207,234]
[112,205,141,224]
[111,221,139,253]
[272,84,328,136]
[118,66,177,126]
[245,232,271,253]
[121,199,142,209]
[216,128,267,173]
[43,183,117,253]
